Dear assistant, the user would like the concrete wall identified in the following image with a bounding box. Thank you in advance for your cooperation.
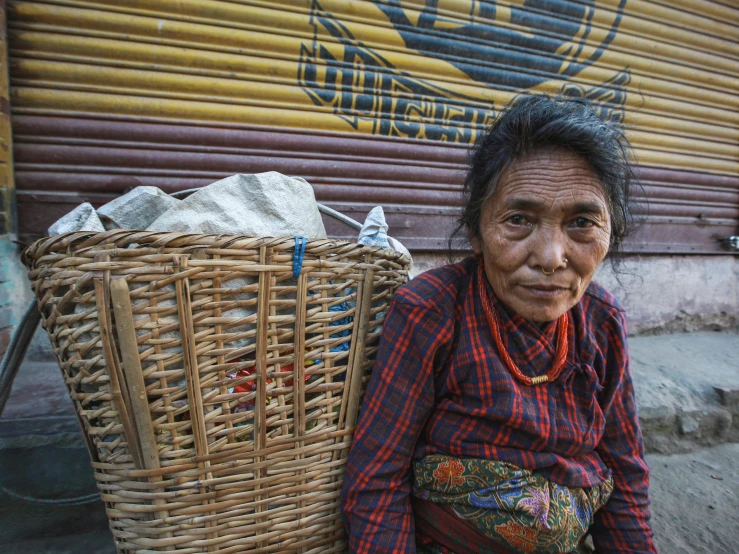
[594,255,738,335]
[0,236,33,358]
[413,253,739,336]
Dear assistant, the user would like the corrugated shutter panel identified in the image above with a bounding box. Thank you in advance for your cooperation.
[8,0,739,253]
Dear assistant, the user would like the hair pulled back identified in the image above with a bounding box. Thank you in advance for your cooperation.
[456,94,637,257]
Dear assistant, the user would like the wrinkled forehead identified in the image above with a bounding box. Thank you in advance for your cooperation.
[490,147,610,214]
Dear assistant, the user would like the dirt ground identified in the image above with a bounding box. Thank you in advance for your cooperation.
[647,443,739,554]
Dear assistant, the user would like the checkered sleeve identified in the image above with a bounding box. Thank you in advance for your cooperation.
[591,311,657,554]
[341,297,453,553]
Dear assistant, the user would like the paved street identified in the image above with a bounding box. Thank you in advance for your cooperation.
[648,443,739,554]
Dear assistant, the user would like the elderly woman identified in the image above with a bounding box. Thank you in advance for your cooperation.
[341,95,656,554]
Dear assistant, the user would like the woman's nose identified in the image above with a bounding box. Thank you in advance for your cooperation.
[530,227,568,272]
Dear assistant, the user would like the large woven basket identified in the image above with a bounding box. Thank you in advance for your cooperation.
[22,230,410,553]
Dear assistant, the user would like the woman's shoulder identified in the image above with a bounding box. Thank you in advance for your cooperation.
[583,281,623,315]
[393,256,477,317]
[581,281,627,340]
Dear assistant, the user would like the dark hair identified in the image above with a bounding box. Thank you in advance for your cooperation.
[453,94,637,258]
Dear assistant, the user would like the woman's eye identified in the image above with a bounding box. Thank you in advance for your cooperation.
[507,215,528,226]
[571,217,595,229]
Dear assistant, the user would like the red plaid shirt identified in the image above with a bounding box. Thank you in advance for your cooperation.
[341,256,655,553]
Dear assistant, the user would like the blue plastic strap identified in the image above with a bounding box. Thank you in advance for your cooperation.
[293,236,307,278]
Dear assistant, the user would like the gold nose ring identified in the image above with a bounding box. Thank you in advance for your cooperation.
[542,267,555,275]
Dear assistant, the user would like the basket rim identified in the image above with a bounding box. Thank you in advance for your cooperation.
[22,230,412,270]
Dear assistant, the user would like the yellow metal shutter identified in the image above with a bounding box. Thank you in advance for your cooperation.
[8,0,739,252]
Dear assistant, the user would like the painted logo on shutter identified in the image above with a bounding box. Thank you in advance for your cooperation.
[298,0,629,143]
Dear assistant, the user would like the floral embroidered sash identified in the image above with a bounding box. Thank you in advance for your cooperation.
[412,455,613,554]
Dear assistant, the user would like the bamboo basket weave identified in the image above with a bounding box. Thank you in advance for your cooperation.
[22,230,410,553]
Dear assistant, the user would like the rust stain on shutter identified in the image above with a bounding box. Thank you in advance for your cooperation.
[0,0,14,234]
[7,0,739,253]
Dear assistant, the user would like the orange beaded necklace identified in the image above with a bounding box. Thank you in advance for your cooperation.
[477,262,569,386]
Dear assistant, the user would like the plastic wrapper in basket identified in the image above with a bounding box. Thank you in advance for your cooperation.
[22,229,410,553]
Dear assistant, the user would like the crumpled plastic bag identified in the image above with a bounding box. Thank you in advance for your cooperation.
[358,205,413,271]
[358,206,391,248]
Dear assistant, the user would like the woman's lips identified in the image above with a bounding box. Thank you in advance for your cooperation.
[519,284,569,298]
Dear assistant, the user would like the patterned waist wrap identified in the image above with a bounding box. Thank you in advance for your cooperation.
[412,455,614,554]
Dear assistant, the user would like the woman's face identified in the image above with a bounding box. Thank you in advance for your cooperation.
[471,147,612,322]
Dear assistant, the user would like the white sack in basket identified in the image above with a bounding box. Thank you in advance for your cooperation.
[147,172,327,238]
[98,186,180,230]
[48,202,105,235]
